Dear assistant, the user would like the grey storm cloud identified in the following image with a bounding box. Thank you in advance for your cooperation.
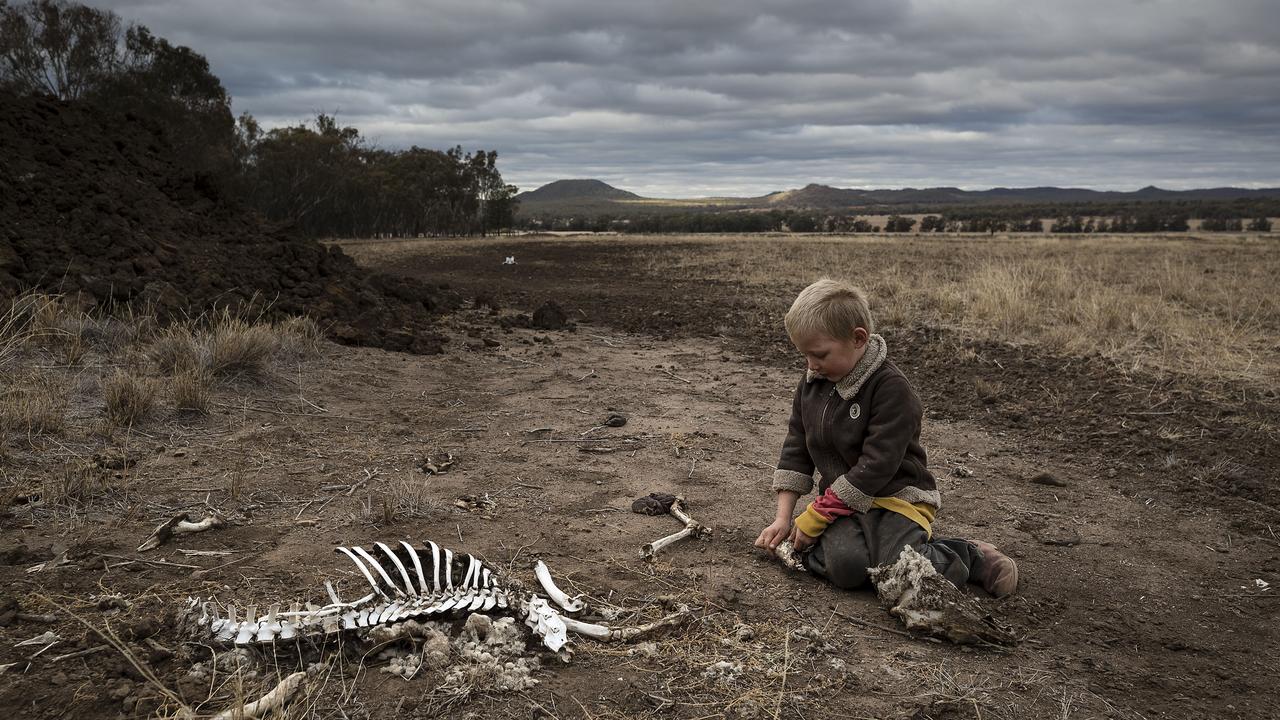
[91,0,1280,196]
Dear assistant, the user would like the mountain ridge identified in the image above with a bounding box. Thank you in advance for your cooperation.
[517,179,1280,209]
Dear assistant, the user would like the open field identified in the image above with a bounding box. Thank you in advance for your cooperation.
[2,233,1278,719]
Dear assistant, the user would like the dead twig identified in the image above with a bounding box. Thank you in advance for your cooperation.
[661,368,691,384]
[51,644,108,663]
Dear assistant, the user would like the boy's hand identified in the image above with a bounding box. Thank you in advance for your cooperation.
[788,526,816,553]
[754,519,791,556]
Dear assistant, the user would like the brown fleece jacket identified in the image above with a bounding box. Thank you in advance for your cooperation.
[771,334,941,511]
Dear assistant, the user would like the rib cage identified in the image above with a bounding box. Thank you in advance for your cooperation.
[181,539,576,652]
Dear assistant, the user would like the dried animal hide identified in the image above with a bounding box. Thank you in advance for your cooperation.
[868,545,1016,646]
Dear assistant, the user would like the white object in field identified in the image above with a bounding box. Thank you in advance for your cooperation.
[138,512,226,552]
[209,671,306,720]
[868,545,1016,645]
[534,560,586,612]
[640,496,711,559]
[774,540,808,572]
[503,256,516,265]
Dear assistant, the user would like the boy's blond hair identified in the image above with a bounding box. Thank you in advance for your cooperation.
[784,278,875,341]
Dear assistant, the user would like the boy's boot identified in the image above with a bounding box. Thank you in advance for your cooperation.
[973,541,1018,598]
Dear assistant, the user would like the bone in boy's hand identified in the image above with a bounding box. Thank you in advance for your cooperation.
[754,519,791,556]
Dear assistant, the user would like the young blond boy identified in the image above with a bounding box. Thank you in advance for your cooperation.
[754,279,1018,596]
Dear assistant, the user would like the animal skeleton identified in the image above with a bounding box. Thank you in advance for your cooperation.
[180,539,684,658]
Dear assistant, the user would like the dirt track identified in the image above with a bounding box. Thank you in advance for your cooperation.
[2,234,1277,719]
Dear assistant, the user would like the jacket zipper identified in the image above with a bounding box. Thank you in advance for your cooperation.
[817,385,837,465]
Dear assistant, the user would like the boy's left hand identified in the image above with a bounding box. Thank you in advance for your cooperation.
[788,526,816,552]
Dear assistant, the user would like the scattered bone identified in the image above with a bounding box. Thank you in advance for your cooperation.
[419,453,455,475]
[51,644,108,663]
[534,560,585,613]
[559,604,693,643]
[209,670,306,720]
[635,494,712,559]
[137,512,226,552]
[868,545,1016,645]
[773,540,808,572]
[15,631,59,647]
[454,494,496,513]
[25,551,71,573]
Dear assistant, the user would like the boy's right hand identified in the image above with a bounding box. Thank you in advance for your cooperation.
[754,519,792,556]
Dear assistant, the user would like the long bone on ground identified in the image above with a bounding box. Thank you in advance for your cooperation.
[634,494,712,559]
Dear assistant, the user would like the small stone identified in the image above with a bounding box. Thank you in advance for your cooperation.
[951,465,974,478]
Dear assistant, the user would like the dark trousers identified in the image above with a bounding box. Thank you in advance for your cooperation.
[805,508,985,590]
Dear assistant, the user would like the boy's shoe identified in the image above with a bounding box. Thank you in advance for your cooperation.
[973,541,1018,598]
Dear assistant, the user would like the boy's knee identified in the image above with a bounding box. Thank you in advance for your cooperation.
[810,534,870,589]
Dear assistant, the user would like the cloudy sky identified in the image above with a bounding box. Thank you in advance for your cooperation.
[93,0,1280,197]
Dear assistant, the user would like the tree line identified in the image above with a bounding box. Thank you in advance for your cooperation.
[0,0,516,237]
[521,208,1272,235]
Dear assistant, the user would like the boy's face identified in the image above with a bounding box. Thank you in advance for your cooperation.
[793,328,868,381]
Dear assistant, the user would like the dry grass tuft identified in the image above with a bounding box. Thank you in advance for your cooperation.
[40,463,104,508]
[0,374,68,437]
[171,370,212,414]
[208,315,278,382]
[147,326,203,375]
[102,370,159,427]
[1,292,64,366]
[275,315,324,358]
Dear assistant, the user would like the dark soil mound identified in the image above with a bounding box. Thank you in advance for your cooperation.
[0,93,454,353]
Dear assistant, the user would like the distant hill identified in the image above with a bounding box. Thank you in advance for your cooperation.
[516,179,643,202]
[762,183,1280,207]
[513,178,1280,220]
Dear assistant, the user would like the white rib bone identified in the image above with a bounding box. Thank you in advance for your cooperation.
[352,546,403,597]
[325,581,342,605]
[336,547,389,600]
[444,548,455,590]
[375,542,416,595]
[463,555,479,588]
[535,560,586,613]
[401,541,428,595]
[427,541,442,592]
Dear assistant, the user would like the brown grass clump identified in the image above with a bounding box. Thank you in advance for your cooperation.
[275,315,324,358]
[102,370,158,427]
[207,315,278,382]
[148,326,203,374]
[0,374,68,438]
[171,370,212,414]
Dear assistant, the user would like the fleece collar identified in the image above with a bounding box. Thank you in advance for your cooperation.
[806,333,887,400]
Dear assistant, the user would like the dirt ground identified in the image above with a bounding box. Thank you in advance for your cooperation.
[2,234,1278,719]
